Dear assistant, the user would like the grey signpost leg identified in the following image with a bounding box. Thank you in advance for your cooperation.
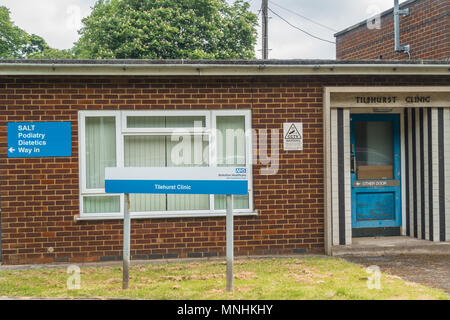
[226,194,234,292]
[123,193,131,290]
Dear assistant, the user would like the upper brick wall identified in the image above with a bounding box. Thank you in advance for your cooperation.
[336,0,450,60]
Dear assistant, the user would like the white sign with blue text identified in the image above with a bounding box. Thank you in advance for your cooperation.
[7,122,72,158]
[105,167,249,195]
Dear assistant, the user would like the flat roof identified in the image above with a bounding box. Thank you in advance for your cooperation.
[0,58,449,76]
[2,58,449,65]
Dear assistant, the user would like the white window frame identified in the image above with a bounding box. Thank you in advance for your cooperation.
[121,110,211,135]
[211,109,254,213]
[78,111,123,219]
[77,110,255,220]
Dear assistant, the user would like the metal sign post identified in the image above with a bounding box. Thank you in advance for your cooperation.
[226,194,234,292]
[122,193,131,290]
[105,166,248,291]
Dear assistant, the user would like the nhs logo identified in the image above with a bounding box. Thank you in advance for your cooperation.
[235,168,246,174]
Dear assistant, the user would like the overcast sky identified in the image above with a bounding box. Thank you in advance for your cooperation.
[2,0,408,59]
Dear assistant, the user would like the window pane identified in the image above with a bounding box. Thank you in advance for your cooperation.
[124,135,166,212]
[355,121,394,180]
[85,117,116,189]
[82,113,252,216]
[124,136,166,167]
[124,134,209,212]
[127,116,205,128]
[83,196,120,213]
[168,194,210,211]
[166,116,205,128]
[216,116,246,166]
[127,116,165,128]
[214,195,249,210]
[130,194,166,212]
[166,135,209,167]
[215,116,249,209]
[167,135,210,211]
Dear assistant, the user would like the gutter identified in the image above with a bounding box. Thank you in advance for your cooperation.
[0,62,449,76]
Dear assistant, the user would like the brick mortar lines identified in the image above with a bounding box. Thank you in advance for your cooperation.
[336,0,449,60]
[0,75,449,264]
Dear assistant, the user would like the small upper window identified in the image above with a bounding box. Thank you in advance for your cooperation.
[126,116,206,129]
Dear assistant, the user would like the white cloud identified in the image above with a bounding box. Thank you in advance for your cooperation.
[3,0,409,58]
[2,0,93,49]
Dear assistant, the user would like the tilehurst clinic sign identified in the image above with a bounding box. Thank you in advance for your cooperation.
[355,96,431,104]
[105,167,249,195]
[105,166,249,292]
[330,91,450,108]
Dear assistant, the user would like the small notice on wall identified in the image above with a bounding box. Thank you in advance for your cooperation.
[7,122,72,158]
[283,122,303,151]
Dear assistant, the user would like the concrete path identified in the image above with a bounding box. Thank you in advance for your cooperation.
[343,254,450,294]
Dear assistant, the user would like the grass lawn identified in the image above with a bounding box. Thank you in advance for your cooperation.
[0,257,448,300]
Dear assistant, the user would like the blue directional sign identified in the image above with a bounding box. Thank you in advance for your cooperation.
[105,167,249,195]
[7,122,72,158]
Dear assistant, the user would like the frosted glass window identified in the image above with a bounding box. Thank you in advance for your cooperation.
[166,116,206,128]
[167,134,210,211]
[81,111,252,216]
[83,196,120,213]
[216,116,246,166]
[125,135,167,212]
[83,116,117,214]
[355,121,394,180]
[124,132,209,212]
[127,116,205,128]
[355,121,393,166]
[127,116,165,128]
[85,117,116,189]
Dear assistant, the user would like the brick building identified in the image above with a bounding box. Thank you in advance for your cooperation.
[335,0,449,60]
[0,60,449,265]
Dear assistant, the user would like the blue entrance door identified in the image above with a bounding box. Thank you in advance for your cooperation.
[350,114,402,236]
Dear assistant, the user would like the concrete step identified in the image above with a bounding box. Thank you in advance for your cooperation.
[332,236,450,257]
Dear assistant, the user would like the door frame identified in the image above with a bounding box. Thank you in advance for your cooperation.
[323,86,450,255]
[350,113,402,230]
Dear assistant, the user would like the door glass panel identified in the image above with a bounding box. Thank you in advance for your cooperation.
[354,121,393,180]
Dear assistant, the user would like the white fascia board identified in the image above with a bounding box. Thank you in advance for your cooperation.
[0,63,449,76]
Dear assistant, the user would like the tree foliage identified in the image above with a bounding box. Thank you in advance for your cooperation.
[75,0,258,59]
[0,6,27,58]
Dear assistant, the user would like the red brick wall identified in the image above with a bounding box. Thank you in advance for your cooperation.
[336,0,450,60]
[0,74,448,264]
